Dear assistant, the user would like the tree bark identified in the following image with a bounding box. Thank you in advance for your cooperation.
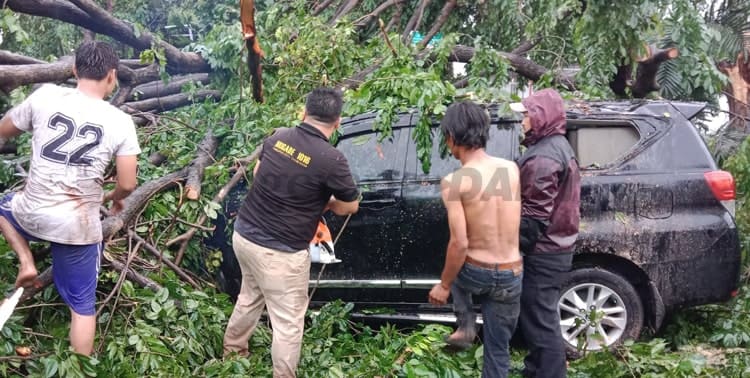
[128,231,200,289]
[130,74,211,101]
[329,0,360,25]
[120,90,221,114]
[169,145,262,265]
[718,53,750,129]
[384,1,404,33]
[446,45,577,90]
[185,130,219,200]
[631,45,679,98]
[417,0,456,50]
[101,169,187,238]
[0,57,74,93]
[5,0,209,74]
[0,51,45,65]
[354,0,404,27]
[312,0,337,16]
[401,0,431,43]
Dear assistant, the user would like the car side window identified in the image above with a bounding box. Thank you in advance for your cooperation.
[486,124,520,160]
[567,125,640,169]
[336,129,403,183]
[416,124,520,180]
[416,130,461,180]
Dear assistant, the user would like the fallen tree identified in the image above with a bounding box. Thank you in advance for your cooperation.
[0,0,729,307]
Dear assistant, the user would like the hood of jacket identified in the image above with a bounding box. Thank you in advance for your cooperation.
[521,89,567,146]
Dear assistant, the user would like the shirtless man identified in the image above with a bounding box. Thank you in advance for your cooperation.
[429,101,522,378]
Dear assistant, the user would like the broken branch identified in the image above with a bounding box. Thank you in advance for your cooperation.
[128,231,200,289]
[185,130,220,200]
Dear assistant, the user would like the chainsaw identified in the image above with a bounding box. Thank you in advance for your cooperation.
[309,218,341,264]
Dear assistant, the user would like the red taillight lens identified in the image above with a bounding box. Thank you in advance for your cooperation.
[704,170,736,201]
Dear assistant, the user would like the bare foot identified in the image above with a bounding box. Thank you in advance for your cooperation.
[15,265,38,289]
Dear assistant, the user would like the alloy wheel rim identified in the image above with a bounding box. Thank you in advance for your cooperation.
[558,283,628,351]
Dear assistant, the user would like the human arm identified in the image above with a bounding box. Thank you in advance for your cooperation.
[429,175,469,305]
[518,156,561,253]
[0,86,43,139]
[0,115,24,139]
[325,153,360,216]
[104,155,138,214]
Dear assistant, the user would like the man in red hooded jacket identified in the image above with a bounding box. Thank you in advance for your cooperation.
[511,89,581,378]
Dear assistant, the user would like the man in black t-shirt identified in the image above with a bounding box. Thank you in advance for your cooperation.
[223,88,359,377]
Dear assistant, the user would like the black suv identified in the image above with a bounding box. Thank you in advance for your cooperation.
[211,100,741,354]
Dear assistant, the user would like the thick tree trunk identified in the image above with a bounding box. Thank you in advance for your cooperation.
[0,50,45,65]
[447,45,577,90]
[6,0,209,74]
[130,74,211,101]
[0,57,74,93]
[120,90,221,114]
[718,53,750,130]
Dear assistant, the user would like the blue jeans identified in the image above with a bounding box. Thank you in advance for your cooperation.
[452,262,523,378]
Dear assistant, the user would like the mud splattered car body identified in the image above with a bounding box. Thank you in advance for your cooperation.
[211,100,740,352]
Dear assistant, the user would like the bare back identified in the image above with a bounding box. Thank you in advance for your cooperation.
[445,156,521,264]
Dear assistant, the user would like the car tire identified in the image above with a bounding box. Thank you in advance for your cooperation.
[558,267,644,358]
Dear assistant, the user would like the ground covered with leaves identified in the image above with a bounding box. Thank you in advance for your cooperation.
[2,266,750,377]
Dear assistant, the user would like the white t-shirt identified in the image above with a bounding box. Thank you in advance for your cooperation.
[8,84,141,244]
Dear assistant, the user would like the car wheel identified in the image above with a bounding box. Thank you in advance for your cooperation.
[558,267,643,357]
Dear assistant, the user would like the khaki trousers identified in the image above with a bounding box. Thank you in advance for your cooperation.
[223,232,311,378]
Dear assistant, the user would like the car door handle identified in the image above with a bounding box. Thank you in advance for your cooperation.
[361,198,397,205]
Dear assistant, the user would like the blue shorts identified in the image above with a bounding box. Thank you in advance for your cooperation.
[0,193,101,316]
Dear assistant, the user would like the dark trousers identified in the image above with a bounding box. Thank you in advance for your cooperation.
[452,263,522,378]
[519,253,573,378]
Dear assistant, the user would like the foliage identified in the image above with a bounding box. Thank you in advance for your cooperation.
[1,0,749,376]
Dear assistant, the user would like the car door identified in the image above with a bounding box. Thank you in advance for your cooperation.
[311,124,410,305]
[399,120,521,301]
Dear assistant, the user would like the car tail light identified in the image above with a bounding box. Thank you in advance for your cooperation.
[704,170,736,217]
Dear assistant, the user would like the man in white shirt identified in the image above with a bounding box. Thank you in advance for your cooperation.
[0,41,140,355]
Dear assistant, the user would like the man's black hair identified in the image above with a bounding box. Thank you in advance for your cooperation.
[440,101,490,149]
[75,41,119,81]
[305,87,343,124]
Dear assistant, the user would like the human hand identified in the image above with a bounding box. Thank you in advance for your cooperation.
[428,283,450,305]
[103,191,125,215]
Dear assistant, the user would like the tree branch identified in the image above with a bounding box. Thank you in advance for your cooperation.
[128,231,200,289]
[354,0,404,27]
[169,146,262,265]
[312,0,336,16]
[329,0,360,25]
[130,74,211,101]
[0,51,45,65]
[446,45,577,90]
[384,1,404,33]
[417,0,456,50]
[0,57,74,93]
[185,130,219,200]
[120,90,221,114]
[631,45,679,98]
[6,0,209,74]
[401,0,431,43]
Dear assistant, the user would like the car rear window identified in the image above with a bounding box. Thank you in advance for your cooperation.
[567,125,640,169]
